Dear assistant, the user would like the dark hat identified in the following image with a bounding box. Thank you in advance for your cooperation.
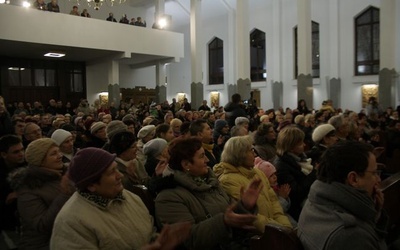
[109,131,136,156]
[68,148,116,190]
[214,119,228,132]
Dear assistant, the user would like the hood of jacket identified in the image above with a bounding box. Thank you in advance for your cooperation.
[8,165,62,191]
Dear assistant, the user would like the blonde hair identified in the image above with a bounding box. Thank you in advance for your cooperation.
[276,126,305,156]
[221,135,253,167]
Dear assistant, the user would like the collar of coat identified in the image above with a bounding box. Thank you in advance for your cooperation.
[78,190,126,209]
[173,169,220,192]
[213,162,256,179]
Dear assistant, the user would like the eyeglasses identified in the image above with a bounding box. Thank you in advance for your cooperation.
[364,169,382,177]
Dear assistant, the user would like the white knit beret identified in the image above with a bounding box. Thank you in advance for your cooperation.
[90,122,106,134]
[143,138,168,158]
[51,129,72,146]
[137,125,156,139]
[312,124,336,143]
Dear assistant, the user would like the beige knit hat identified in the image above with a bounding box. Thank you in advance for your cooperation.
[312,124,336,143]
[106,120,128,140]
[90,122,106,134]
[25,138,57,167]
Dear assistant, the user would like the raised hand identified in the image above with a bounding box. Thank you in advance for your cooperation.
[240,178,263,210]
[223,203,257,230]
[277,183,291,199]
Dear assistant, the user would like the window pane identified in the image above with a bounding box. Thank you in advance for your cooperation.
[209,38,224,85]
[357,26,371,61]
[35,69,45,86]
[46,69,56,86]
[373,9,379,22]
[21,68,32,86]
[74,74,83,92]
[250,29,266,82]
[372,24,380,60]
[372,65,379,74]
[8,69,19,86]
[357,65,371,74]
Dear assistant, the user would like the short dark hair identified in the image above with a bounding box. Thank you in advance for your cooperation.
[0,135,22,153]
[156,124,170,138]
[189,119,207,136]
[231,93,241,103]
[318,140,373,184]
[168,137,202,171]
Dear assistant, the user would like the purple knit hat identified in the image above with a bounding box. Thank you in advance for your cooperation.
[68,147,116,190]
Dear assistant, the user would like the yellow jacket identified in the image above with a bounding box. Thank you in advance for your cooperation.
[213,162,292,233]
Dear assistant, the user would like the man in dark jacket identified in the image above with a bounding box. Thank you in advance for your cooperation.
[224,93,247,128]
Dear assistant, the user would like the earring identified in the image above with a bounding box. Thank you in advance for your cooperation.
[186,168,190,172]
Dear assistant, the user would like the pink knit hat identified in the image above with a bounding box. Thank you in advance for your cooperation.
[254,156,276,178]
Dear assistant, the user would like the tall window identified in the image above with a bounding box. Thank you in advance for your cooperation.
[294,21,320,78]
[250,29,266,82]
[208,37,224,85]
[355,7,379,75]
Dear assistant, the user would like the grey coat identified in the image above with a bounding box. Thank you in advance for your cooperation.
[298,180,388,250]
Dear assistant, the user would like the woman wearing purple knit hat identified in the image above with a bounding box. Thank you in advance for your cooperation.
[51,147,191,249]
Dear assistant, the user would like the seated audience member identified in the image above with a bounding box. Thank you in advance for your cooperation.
[155,137,263,249]
[23,122,43,147]
[106,12,117,22]
[83,122,107,148]
[47,0,60,12]
[198,100,211,111]
[81,8,91,17]
[51,147,191,249]
[190,119,221,168]
[306,124,338,167]
[274,126,316,221]
[170,118,182,138]
[253,123,277,162]
[109,131,149,186]
[69,5,80,16]
[33,0,47,10]
[235,117,250,132]
[212,119,230,150]
[214,136,292,233]
[12,118,26,140]
[120,14,129,24]
[135,17,146,27]
[230,125,248,137]
[328,114,350,141]
[254,157,297,227]
[0,135,26,231]
[51,129,76,167]
[143,138,168,176]
[0,95,13,137]
[155,123,174,142]
[9,138,70,250]
[136,125,156,167]
[129,17,136,25]
[298,141,391,249]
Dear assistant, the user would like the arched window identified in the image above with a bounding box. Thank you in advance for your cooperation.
[208,37,224,85]
[355,6,379,75]
[250,29,266,82]
[294,21,320,78]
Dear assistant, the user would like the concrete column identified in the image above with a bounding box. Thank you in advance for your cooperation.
[190,0,203,109]
[297,0,313,108]
[379,0,398,108]
[107,60,120,106]
[327,0,340,108]
[271,0,283,110]
[235,0,251,101]
[155,62,167,104]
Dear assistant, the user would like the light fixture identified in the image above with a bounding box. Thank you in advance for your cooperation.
[44,52,66,58]
[0,0,10,4]
[8,67,25,71]
[22,1,30,7]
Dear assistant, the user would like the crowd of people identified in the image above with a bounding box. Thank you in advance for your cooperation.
[1,93,400,249]
[31,0,148,27]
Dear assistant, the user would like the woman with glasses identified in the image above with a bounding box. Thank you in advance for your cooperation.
[214,136,292,234]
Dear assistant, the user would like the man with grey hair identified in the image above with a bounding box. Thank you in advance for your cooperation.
[328,114,349,141]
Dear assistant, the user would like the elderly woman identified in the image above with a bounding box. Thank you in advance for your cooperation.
[51,147,190,249]
[273,126,316,221]
[9,138,69,250]
[155,137,262,250]
[253,123,277,162]
[214,136,292,234]
[307,124,338,167]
